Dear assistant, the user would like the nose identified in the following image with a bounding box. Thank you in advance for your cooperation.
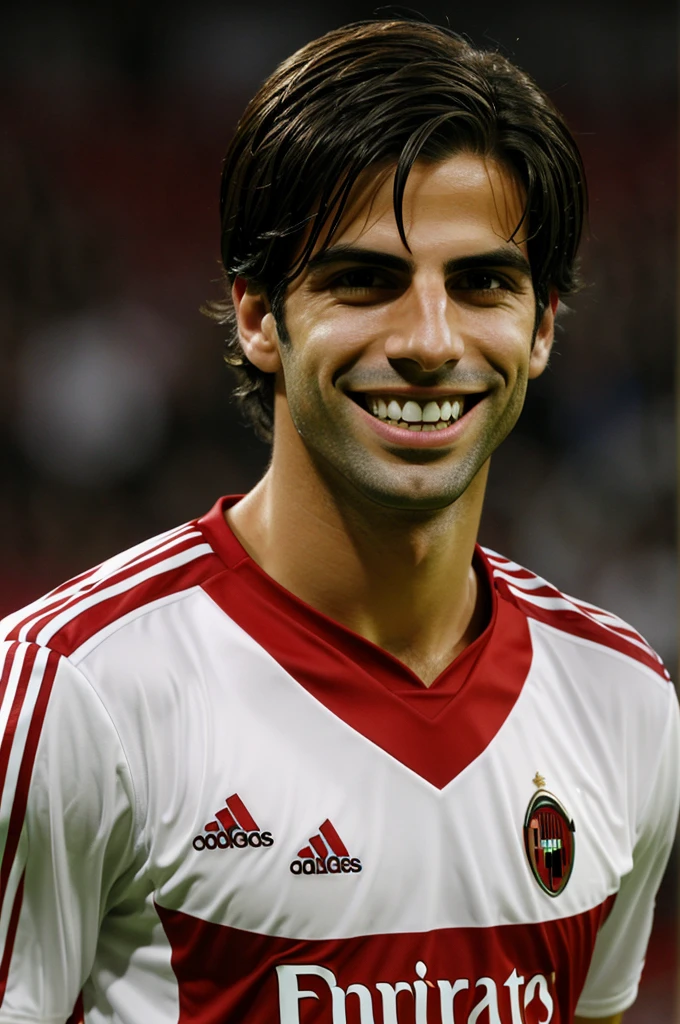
[384,277,464,372]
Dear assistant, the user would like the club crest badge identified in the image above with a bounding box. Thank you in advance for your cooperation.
[523,773,575,897]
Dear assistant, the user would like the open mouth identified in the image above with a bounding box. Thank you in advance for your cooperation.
[351,393,481,432]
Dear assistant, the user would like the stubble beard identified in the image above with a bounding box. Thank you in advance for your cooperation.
[289,384,525,518]
[275,308,532,518]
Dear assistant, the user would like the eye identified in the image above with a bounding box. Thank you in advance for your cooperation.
[453,270,509,292]
[336,269,380,289]
[329,267,401,300]
[449,268,521,306]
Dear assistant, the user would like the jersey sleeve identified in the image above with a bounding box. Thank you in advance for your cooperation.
[0,642,138,1023]
[575,681,680,1019]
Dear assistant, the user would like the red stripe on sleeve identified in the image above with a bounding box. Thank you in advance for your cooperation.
[0,650,59,918]
[6,527,201,643]
[0,645,39,801]
[0,645,19,709]
[48,553,222,660]
[23,535,205,646]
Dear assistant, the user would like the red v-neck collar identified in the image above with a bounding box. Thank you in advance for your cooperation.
[198,496,533,789]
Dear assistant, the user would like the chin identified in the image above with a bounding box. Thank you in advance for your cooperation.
[370,490,466,514]
[364,451,487,510]
[349,471,477,514]
[310,438,489,514]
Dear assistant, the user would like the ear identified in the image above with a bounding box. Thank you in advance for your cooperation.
[528,289,558,379]
[231,277,282,374]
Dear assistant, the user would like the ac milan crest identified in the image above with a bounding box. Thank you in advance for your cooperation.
[523,783,575,897]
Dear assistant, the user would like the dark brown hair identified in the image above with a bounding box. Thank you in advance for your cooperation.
[207,19,587,441]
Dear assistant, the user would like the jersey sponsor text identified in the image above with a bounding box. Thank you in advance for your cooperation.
[276,960,554,1023]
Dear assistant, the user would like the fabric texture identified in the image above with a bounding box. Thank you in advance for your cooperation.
[0,496,676,1023]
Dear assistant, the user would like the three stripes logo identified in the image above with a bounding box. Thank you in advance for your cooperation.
[192,793,274,851]
[290,818,362,875]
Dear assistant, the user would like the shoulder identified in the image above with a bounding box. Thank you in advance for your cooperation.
[482,550,678,829]
[0,518,225,662]
[0,520,227,816]
[482,546,671,685]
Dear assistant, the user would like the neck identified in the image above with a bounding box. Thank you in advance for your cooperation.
[227,438,490,686]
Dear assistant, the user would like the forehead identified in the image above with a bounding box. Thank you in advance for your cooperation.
[321,152,528,258]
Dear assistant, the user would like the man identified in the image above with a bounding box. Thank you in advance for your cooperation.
[0,20,676,1024]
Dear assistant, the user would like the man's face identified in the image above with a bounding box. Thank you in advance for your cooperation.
[247,152,554,512]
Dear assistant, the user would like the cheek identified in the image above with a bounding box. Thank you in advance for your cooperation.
[278,339,328,416]
[285,315,370,387]
[472,318,533,377]
[311,307,381,354]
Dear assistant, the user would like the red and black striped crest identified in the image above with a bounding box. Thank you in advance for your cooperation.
[523,790,575,897]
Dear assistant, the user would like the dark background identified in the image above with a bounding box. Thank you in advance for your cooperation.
[1,1,677,1017]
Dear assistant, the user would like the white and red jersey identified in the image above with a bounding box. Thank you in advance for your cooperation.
[0,495,677,1024]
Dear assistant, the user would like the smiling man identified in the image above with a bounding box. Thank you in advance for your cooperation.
[0,20,677,1024]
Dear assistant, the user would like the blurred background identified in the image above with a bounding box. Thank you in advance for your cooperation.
[1,0,677,1017]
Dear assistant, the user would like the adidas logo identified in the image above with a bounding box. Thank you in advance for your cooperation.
[290,818,362,875]
[192,793,274,851]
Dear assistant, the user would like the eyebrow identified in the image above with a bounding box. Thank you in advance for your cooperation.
[305,244,533,278]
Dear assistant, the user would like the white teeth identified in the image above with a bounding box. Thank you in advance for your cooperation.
[401,400,423,423]
[367,395,466,426]
[422,401,441,423]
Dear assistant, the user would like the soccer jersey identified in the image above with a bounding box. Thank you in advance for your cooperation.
[0,495,677,1024]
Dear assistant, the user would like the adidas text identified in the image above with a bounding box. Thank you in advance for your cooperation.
[290,855,362,875]
[277,961,554,1024]
[193,829,274,851]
